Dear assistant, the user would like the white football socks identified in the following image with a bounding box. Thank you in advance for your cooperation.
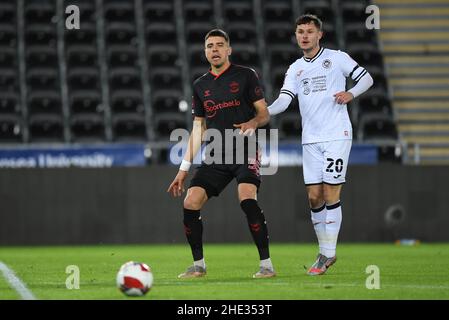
[260,258,273,270]
[311,203,327,255]
[194,258,206,269]
[322,201,342,258]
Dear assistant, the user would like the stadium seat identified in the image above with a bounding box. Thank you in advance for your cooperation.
[106,23,136,45]
[358,92,393,121]
[0,114,22,142]
[188,44,209,68]
[223,0,254,23]
[109,67,141,91]
[28,90,62,115]
[104,1,135,23]
[0,67,17,92]
[148,44,179,67]
[26,67,59,91]
[0,92,19,115]
[184,0,213,24]
[227,23,257,46]
[230,44,261,70]
[185,22,213,44]
[149,67,182,91]
[110,89,144,114]
[29,114,64,142]
[344,24,378,46]
[152,90,182,113]
[70,114,105,142]
[24,2,55,25]
[265,22,295,45]
[144,0,174,24]
[358,114,398,141]
[66,45,98,68]
[67,68,100,91]
[268,45,301,68]
[348,45,384,69]
[65,23,96,45]
[278,111,302,139]
[0,46,15,68]
[0,2,16,24]
[146,23,177,45]
[154,113,187,137]
[263,0,293,23]
[107,45,138,68]
[303,4,335,23]
[112,113,147,141]
[271,66,289,93]
[25,46,57,68]
[0,24,16,46]
[25,24,57,47]
[342,3,370,24]
[69,90,102,115]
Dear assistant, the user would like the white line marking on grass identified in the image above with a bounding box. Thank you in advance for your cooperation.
[0,261,36,300]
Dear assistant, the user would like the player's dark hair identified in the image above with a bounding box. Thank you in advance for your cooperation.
[205,28,230,45]
[296,14,323,30]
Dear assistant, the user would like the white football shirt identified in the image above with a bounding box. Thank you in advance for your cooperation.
[280,47,367,144]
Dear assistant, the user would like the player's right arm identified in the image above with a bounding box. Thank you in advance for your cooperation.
[167,116,206,197]
[268,63,298,116]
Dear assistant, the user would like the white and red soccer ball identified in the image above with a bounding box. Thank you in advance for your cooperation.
[116,261,153,296]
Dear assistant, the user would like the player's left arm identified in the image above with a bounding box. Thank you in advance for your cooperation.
[334,51,374,105]
[233,99,269,136]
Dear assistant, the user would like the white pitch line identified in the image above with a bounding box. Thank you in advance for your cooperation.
[0,261,36,300]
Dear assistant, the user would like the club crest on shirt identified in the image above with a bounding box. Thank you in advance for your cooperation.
[229,81,240,93]
[322,59,332,69]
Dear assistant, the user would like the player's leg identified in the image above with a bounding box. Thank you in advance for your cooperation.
[236,160,275,278]
[321,183,343,260]
[306,184,326,256]
[303,143,328,272]
[178,165,233,278]
[178,186,208,278]
[308,140,352,275]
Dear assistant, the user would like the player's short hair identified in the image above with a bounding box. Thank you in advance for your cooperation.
[205,29,230,45]
[296,14,323,31]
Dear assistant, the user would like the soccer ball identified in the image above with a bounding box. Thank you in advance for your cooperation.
[116,261,153,297]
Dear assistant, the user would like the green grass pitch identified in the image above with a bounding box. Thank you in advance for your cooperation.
[0,243,448,300]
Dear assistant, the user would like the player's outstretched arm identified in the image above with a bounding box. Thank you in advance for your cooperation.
[167,117,206,197]
[267,93,293,116]
[233,99,270,136]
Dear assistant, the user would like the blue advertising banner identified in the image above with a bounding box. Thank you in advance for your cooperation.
[0,144,146,168]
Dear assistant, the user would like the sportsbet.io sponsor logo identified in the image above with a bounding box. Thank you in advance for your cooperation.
[204,99,241,118]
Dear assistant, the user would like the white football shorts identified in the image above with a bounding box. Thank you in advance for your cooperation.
[302,139,352,185]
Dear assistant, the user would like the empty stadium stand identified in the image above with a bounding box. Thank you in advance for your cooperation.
[375,0,449,164]
[0,0,402,162]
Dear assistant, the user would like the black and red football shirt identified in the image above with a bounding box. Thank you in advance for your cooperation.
[191,64,265,162]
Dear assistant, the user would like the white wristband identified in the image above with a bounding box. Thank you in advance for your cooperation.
[179,160,191,172]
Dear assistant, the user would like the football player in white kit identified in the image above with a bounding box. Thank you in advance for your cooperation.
[268,14,374,275]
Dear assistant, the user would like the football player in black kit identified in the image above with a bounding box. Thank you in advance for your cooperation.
[167,29,276,279]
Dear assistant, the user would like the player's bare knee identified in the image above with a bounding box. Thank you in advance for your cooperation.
[183,190,206,210]
[237,184,257,202]
[323,185,342,205]
[307,190,324,208]
[183,196,203,210]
